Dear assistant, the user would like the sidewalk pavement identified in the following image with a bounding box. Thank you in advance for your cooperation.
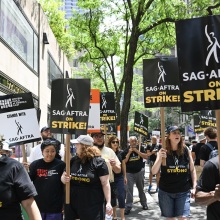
[117,164,207,220]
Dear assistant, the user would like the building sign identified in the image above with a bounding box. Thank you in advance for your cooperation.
[0,93,41,146]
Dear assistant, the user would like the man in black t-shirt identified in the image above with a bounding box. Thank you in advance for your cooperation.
[123,136,148,215]
[146,136,161,192]
[199,127,218,167]
[195,156,220,220]
[192,133,206,179]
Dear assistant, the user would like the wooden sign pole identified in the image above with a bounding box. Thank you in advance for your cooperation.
[21,144,27,163]
[160,107,166,166]
[65,133,71,204]
[215,110,220,174]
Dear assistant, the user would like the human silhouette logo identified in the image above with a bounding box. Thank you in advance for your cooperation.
[140,114,144,125]
[208,110,212,116]
[65,84,75,108]
[101,94,107,109]
[77,164,82,174]
[157,62,166,83]
[15,120,23,135]
[205,25,220,66]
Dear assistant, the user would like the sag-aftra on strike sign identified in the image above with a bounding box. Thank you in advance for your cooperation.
[50,79,90,135]
[176,15,220,112]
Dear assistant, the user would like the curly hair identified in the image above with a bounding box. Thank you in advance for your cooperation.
[165,134,184,156]
[107,135,119,151]
[80,145,101,163]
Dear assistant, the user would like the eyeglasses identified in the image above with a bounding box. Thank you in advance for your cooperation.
[111,141,119,144]
[94,135,104,139]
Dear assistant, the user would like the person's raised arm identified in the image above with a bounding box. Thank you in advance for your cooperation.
[21,197,41,220]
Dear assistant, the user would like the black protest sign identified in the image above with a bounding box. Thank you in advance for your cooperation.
[176,15,220,112]
[0,93,41,146]
[100,124,116,135]
[100,92,116,123]
[50,79,90,134]
[134,111,148,136]
[143,58,180,108]
[194,110,216,133]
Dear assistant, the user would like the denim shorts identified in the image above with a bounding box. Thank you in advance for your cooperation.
[158,189,190,218]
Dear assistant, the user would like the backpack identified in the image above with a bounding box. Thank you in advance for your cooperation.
[206,142,218,159]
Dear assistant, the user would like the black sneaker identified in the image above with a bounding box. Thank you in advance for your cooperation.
[124,209,130,215]
[142,205,148,210]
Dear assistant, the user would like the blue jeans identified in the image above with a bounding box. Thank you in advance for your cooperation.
[115,175,125,208]
[41,213,63,220]
[158,189,190,218]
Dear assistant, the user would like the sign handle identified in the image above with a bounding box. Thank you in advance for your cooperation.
[65,134,71,204]
[22,144,27,163]
[104,124,108,146]
[138,134,142,151]
[160,107,166,166]
[215,110,220,175]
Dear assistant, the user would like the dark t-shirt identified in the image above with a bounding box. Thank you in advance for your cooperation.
[123,146,146,173]
[197,156,220,220]
[114,150,126,178]
[146,143,162,162]
[159,147,191,193]
[29,158,65,213]
[192,142,203,165]
[199,141,218,162]
[0,155,37,220]
[66,156,109,220]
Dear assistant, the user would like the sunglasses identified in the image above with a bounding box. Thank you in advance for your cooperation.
[111,141,119,144]
[42,139,57,147]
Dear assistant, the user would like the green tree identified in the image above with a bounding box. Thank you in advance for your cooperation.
[38,0,75,58]
[69,0,220,148]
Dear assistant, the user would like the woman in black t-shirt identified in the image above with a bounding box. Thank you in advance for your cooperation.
[61,135,112,220]
[29,138,65,220]
[152,126,196,220]
[108,135,126,220]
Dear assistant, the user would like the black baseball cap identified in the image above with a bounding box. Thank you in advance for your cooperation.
[91,131,105,137]
[166,126,180,134]
[41,126,50,133]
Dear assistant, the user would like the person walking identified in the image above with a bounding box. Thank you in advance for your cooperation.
[123,136,148,215]
[108,135,127,220]
[29,138,66,220]
[152,126,196,220]
[199,127,218,167]
[61,135,112,220]
[191,133,206,179]
[195,155,220,219]
[0,141,41,220]
[146,135,161,192]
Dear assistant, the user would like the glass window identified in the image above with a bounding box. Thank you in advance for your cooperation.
[0,0,38,72]
[48,53,63,88]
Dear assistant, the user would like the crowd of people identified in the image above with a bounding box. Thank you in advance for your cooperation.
[0,125,220,220]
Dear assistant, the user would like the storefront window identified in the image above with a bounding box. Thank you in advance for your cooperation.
[0,0,38,72]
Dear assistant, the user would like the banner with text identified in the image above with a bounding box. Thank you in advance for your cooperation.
[143,58,180,108]
[194,110,216,133]
[176,15,220,112]
[0,93,41,146]
[88,89,100,133]
[50,79,90,134]
[100,92,116,123]
[134,111,148,136]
